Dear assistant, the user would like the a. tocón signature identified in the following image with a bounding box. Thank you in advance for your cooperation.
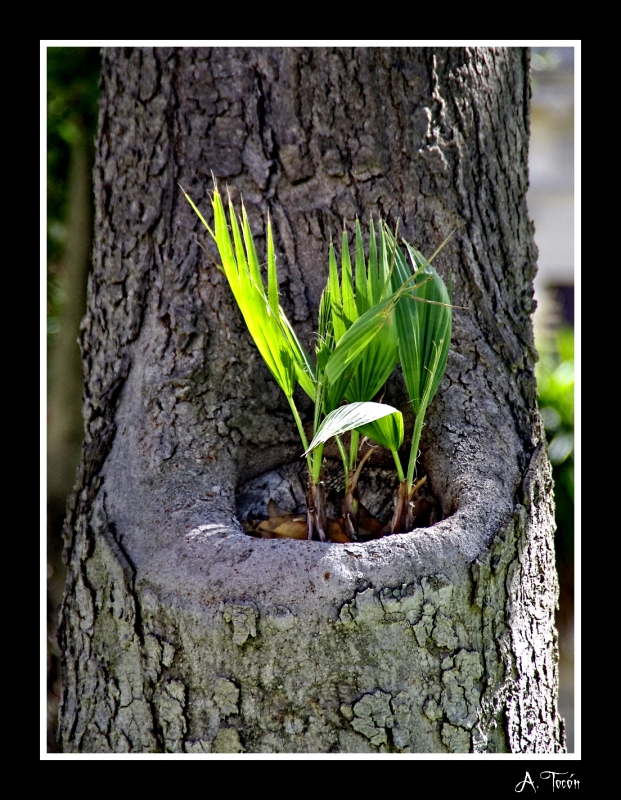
[515,772,580,793]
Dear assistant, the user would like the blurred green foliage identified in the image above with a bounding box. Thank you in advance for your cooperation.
[536,327,574,563]
[47,47,101,332]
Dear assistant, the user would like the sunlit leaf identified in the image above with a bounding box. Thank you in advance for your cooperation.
[182,184,318,403]
[279,308,316,399]
[340,229,357,325]
[324,295,395,387]
[304,401,400,454]
[386,227,452,414]
[354,219,370,315]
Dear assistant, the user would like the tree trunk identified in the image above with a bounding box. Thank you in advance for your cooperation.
[59,46,565,753]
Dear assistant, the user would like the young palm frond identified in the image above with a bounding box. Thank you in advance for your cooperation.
[313,222,403,535]
[180,184,315,467]
[318,220,458,533]
[343,221,399,406]
[304,402,402,456]
[384,225,454,491]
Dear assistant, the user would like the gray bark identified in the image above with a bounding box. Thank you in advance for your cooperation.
[59,46,565,753]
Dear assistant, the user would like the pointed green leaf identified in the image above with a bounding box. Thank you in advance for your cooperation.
[240,204,263,287]
[378,222,392,297]
[324,294,395,387]
[368,219,380,304]
[340,229,357,326]
[316,285,335,372]
[354,219,370,315]
[280,308,316,399]
[328,242,348,343]
[386,226,452,414]
[183,185,299,399]
[267,212,279,316]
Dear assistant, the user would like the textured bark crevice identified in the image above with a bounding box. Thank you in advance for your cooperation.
[59,46,564,753]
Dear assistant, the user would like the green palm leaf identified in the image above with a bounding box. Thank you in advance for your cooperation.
[182,184,317,403]
[386,226,452,414]
[279,308,316,400]
[384,224,454,487]
[304,402,401,455]
[354,219,371,315]
[340,230,357,325]
[323,294,396,389]
[343,222,399,402]
[215,191,296,398]
[357,411,404,453]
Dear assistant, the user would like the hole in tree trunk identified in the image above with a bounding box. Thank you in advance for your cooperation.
[235,457,444,542]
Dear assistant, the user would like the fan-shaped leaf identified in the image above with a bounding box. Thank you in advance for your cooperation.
[386,226,452,414]
[357,411,404,452]
[324,295,395,388]
[304,402,400,455]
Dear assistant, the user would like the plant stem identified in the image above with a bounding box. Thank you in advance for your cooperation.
[406,401,427,491]
[350,445,374,490]
[349,429,360,472]
[287,395,312,473]
[335,435,349,489]
[310,442,325,484]
[405,340,444,490]
[306,477,328,541]
[391,449,405,482]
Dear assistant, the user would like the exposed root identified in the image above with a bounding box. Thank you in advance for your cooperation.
[241,472,430,543]
[384,475,428,535]
[307,478,328,542]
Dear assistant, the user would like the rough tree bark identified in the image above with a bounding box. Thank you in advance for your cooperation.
[59,47,565,753]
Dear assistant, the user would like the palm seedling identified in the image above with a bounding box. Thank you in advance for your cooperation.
[181,182,459,541]
[385,226,454,531]
[304,220,404,537]
[306,220,457,534]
